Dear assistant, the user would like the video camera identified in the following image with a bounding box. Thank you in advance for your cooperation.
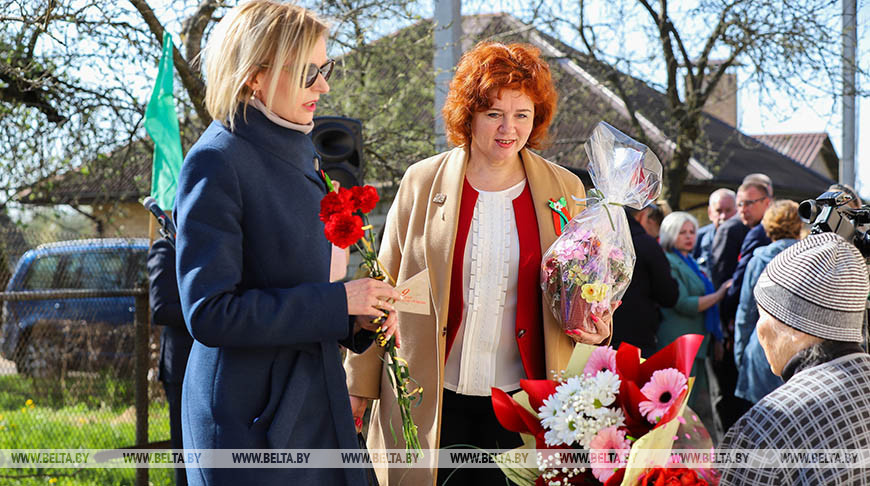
[799,190,870,258]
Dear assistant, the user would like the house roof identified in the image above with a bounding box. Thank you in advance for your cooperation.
[14,139,152,205]
[752,132,839,179]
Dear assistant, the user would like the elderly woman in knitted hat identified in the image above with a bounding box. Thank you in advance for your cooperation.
[719,233,870,485]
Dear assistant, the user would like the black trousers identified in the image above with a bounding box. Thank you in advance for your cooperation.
[711,338,753,433]
[437,389,523,485]
[163,381,188,486]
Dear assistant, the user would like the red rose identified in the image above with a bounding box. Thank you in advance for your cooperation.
[350,185,380,214]
[320,188,353,223]
[640,467,708,486]
[324,212,364,249]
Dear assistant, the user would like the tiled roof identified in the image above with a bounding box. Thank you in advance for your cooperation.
[752,133,838,179]
[754,133,827,166]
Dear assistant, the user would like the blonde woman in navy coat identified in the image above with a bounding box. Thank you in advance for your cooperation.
[174,2,400,485]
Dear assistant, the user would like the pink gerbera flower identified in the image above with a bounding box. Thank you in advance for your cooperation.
[589,426,631,482]
[638,368,688,424]
[584,346,617,376]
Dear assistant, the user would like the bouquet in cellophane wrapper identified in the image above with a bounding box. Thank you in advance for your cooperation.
[490,336,716,485]
[542,122,663,333]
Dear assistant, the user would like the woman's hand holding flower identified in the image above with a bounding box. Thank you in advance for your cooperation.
[345,278,401,346]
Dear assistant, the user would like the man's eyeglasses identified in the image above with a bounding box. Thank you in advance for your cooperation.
[737,196,768,208]
[259,59,335,88]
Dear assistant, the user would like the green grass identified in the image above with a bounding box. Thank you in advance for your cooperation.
[0,374,174,485]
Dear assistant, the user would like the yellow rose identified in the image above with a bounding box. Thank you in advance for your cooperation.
[581,282,609,303]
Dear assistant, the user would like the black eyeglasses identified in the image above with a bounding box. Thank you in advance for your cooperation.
[259,59,335,88]
[303,59,335,88]
[737,196,768,208]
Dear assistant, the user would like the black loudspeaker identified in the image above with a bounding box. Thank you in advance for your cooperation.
[311,116,364,188]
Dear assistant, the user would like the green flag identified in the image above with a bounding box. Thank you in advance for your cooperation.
[145,32,183,211]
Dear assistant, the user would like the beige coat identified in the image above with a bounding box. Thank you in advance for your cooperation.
[344,146,597,485]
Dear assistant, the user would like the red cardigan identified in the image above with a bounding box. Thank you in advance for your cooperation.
[444,178,546,381]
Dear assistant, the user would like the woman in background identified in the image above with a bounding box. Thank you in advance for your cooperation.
[657,211,731,438]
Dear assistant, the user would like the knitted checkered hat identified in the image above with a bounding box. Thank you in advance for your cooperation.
[754,233,869,342]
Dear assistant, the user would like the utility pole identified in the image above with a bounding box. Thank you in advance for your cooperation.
[434,0,462,152]
[841,0,857,187]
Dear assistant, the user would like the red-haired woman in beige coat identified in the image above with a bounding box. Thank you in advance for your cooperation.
[344,41,613,485]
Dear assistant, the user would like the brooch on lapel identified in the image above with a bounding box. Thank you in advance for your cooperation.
[548,197,571,236]
[433,193,447,205]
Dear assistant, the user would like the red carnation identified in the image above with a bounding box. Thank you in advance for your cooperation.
[361,185,380,213]
[349,185,380,214]
[324,212,364,249]
[320,188,353,223]
[640,467,708,486]
[350,186,380,214]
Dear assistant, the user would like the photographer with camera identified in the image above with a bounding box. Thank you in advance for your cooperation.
[800,188,870,255]
[828,183,862,209]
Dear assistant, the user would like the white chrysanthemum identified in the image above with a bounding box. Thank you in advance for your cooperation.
[538,395,562,424]
[538,370,626,448]
[556,376,584,400]
[544,407,572,444]
[544,429,563,446]
[590,370,620,406]
[558,417,580,445]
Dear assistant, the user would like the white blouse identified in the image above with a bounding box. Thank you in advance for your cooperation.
[444,179,527,396]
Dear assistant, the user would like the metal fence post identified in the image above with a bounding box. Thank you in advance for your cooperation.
[135,292,149,486]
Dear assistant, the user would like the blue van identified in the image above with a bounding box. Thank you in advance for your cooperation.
[0,238,149,375]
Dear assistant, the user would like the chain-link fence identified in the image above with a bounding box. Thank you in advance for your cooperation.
[0,224,171,486]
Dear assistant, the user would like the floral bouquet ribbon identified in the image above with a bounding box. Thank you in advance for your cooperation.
[541,121,662,333]
[491,335,708,485]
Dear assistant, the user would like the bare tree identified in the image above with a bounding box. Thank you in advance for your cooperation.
[490,0,850,209]
[0,0,204,202]
[0,0,430,206]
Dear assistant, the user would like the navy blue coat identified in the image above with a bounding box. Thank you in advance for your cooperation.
[709,216,749,288]
[175,107,373,485]
[148,238,192,384]
[720,224,771,323]
[692,223,715,277]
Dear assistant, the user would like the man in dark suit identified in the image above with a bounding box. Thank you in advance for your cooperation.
[710,217,748,288]
[713,178,773,432]
[612,205,679,358]
[693,189,736,277]
[720,181,772,324]
[148,237,192,486]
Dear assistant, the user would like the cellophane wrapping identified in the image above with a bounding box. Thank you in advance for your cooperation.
[542,121,663,332]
